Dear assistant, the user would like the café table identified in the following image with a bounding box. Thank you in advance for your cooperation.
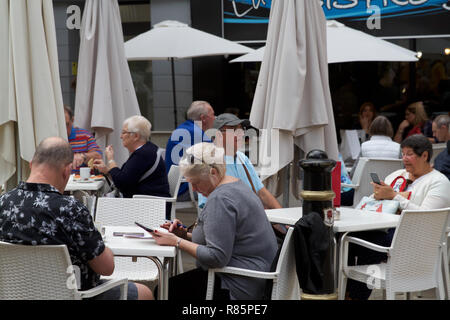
[65,174,106,217]
[65,174,105,193]
[265,206,400,233]
[266,206,400,289]
[103,226,177,300]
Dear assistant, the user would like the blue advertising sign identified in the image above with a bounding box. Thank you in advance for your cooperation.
[223,0,450,41]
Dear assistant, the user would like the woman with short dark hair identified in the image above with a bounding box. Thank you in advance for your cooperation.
[372,134,448,210]
[346,134,450,300]
[361,116,400,159]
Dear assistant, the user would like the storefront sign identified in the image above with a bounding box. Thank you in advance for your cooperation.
[223,0,450,41]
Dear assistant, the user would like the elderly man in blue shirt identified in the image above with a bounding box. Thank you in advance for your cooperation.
[165,101,215,200]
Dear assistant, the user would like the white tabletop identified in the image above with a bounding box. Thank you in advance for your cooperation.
[65,174,105,192]
[104,226,176,257]
[266,207,400,233]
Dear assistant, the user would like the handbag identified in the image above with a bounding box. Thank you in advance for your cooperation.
[355,196,400,214]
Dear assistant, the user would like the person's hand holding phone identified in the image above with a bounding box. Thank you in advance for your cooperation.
[151,229,181,247]
[372,181,396,200]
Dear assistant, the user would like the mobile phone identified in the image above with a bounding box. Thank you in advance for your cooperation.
[370,172,382,185]
[113,232,145,237]
[135,221,155,233]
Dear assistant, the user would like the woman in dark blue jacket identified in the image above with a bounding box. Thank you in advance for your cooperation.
[94,115,170,200]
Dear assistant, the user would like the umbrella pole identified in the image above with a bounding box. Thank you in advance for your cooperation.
[171,58,178,128]
[15,123,21,186]
[282,162,291,207]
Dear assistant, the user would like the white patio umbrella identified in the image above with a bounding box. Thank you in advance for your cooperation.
[124,20,254,128]
[74,0,141,167]
[0,0,66,187]
[230,20,418,63]
[250,0,339,181]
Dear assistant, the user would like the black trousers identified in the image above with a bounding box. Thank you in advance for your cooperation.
[155,268,231,301]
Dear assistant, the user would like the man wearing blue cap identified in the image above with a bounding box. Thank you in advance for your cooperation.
[198,113,283,212]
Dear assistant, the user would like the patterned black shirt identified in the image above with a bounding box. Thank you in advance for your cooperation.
[0,182,105,290]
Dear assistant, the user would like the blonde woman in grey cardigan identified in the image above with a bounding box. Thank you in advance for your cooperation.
[151,142,278,300]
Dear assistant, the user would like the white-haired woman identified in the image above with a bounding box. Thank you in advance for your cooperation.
[94,115,170,203]
[151,142,278,300]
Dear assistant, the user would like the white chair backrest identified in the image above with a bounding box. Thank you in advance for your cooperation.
[352,157,404,205]
[340,130,362,161]
[167,165,182,198]
[388,207,450,292]
[273,227,300,300]
[431,143,446,165]
[0,242,79,300]
[95,197,166,228]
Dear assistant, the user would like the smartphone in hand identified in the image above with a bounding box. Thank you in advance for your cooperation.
[370,172,382,185]
[135,222,154,233]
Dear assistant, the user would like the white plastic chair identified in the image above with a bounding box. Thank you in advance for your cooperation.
[0,242,127,300]
[205,227,301,300]
[133,166,187,274]
[95,197,167,282]
[342,157,404,206]
[133,165,182,221]
[338,207,450,300]
[441,224,450,299]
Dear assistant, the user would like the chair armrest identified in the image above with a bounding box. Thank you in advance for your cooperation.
[341,183,358,189]
[210,266,277,280]
[79,278,128,299]
[345,236,390,253]
[133,195,176,203]
[206,267,277,300]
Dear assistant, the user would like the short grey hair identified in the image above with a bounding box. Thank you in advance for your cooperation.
[433,115,450,130]
[179,142,226,179]
[32,137,73,168]
[123,115,152,141]
[186,101,211,121]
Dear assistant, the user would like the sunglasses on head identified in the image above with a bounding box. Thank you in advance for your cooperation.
[186,153,218,170]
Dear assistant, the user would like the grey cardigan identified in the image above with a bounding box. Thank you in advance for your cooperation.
[192,179,278,300]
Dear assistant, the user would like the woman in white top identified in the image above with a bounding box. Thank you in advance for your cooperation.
[373,134,450,210]
[361,115,400,159]
[346,134,450,300]
[349,116,401,181]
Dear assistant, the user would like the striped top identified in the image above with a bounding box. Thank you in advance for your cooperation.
[68,126,102,173]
